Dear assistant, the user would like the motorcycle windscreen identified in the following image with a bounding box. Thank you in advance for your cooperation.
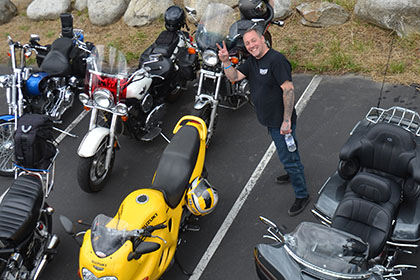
[90,214,129,258]
[284,222,370,276]
[195,3,237,50]
[86,45,129,100]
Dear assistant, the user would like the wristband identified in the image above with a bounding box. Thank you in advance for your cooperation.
[224,63,232,69]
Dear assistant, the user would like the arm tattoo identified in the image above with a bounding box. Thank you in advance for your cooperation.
[283,87,294,121]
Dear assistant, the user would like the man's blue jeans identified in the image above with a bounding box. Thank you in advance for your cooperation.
[268,126,309,199]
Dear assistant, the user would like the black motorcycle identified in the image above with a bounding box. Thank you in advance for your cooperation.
[0,114,60,280]
[0,13,93,176]
[136,5,198,140]
[186,2,282,145]
[254,106,420,279]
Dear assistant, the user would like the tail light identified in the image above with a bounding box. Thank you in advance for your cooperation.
[230,57,239,65]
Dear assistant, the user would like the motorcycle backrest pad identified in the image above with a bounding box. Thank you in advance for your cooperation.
[60,13,73,38]
[14,114,56,169]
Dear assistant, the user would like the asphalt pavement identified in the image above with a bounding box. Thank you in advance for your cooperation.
[0,68,419,280]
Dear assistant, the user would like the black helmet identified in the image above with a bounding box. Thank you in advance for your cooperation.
[164,6,185,31]
[239,0,268,20]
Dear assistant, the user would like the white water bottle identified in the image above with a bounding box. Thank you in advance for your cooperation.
[285,133,296,152]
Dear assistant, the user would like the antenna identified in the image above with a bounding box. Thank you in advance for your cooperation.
[377,31,396,108]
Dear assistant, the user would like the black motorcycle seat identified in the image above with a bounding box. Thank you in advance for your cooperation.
[152,125,200,208]
[40,37,73,76]
[339,123,417,179]
[332,172,401,258]
[0,175,43,245]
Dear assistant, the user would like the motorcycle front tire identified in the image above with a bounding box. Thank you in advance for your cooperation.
[0,120,15,177]
[77,137,115,193]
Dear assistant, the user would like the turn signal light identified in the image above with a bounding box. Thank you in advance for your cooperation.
[188,47,196,55]
[230,57,239,65]
[7,52,11,57]
[83,106,91,111]
[121,115,128,122]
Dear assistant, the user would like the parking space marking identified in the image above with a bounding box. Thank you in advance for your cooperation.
[55,110,89,144]
[189,75,322,280]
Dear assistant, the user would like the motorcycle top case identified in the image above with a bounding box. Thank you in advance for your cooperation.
[14,114,56,169]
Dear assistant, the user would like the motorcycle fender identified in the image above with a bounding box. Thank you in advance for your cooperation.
[193,95,213,110]
[77,127,110,158]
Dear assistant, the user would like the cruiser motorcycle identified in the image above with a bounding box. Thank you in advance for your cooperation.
[254,106,420,280]
[62,115,218,280]
[0,114,60,280]
[0,13,93,176]
[187,2,282,145]
[77,45,165,193]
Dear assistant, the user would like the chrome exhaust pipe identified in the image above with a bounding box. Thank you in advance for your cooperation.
[33,234,59,280]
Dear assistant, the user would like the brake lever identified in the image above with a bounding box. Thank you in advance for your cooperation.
[150,234,167,244]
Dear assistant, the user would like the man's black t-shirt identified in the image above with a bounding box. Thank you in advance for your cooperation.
[238,49,297,127]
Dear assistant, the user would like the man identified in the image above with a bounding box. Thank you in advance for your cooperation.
[216,27,310,216]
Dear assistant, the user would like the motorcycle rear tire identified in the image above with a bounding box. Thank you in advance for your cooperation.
[77,137,115,193]
[0,120,15,177]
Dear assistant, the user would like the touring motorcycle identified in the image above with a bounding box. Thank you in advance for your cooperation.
[0,13,93,176]
[62,115,218,280]
[138,5,198,104]
[254,106,420,279]
[0,114,60,280]
[187,2,282,145]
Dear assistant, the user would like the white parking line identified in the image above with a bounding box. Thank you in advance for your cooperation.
[55,109,89,144]
[189,75,323,280]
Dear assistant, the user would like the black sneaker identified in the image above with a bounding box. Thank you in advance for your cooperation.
[275,174,290,184]
[288,195,311,217]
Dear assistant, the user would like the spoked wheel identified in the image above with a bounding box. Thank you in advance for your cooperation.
[0,120,15,176]
[192,105,217,146]
[77,137,115,193]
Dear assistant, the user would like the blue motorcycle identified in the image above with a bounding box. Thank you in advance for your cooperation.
[0,14,93,176]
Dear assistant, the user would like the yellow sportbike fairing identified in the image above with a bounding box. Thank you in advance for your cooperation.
[79,189,184,280]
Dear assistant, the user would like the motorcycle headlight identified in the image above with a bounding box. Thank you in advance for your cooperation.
[81,268,117,280]
[79,93,90,105]
[93,89,114,108]
[114,103,127,115]
[202,49,218,67]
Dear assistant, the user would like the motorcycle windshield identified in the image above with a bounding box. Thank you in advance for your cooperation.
[86,45,129,98]
[195,3,237,51]
[284,222,370,277]
[91,214,129,258]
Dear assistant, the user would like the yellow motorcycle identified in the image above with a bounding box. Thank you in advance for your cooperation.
[60,115,218,280]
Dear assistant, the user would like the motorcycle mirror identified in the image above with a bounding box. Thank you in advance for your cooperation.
[59,215,76,235]
[127,242,161,261]
[30,34,40,43]
[185,6,196,15]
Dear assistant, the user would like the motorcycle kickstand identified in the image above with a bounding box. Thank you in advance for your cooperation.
[175,253,192,276]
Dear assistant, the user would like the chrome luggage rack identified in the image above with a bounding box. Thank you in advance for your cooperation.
[366,106,420,136]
